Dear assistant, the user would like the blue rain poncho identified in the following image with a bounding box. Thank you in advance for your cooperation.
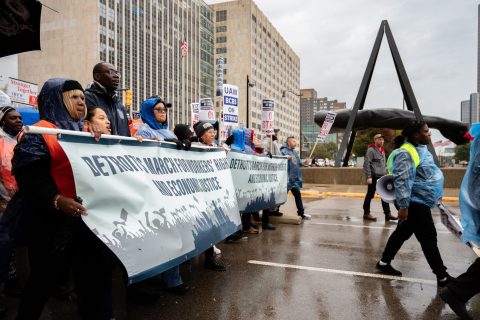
[392,142,444,208]
[280,145,302,190]
[459,123,480,244]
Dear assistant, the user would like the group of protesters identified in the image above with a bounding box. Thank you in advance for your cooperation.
[0,62,311,320]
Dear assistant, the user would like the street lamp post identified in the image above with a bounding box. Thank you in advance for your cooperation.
[282,90,303,155]
[246,75,255,128]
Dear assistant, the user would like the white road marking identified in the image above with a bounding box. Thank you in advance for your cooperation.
[248,260,437,285]
[308,222,451,234]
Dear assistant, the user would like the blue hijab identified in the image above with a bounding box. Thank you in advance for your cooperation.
[140,97,168,130]
[37,78,84,131]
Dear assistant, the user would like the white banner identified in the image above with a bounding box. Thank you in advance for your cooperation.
[199,98,216,123]
[7,78,38,107]
[227,151,288,213]
[317,111,336,142]
[57,135,240,283]
[215,57,224,97]
[222,84,239,126]
[261,99,275,135]
[191,102,199,127]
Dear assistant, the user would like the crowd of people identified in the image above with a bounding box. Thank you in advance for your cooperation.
[0,62,311,319]
[0,61,478,319]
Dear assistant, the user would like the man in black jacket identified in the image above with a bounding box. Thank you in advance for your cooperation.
[85,62,131,136]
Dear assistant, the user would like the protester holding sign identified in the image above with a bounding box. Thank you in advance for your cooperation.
[12,78,113,319]
[280,137,311,220]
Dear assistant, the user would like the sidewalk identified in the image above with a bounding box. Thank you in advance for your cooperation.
[300,183,460,203]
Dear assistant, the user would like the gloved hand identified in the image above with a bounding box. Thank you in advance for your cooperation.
[267,152,273,159]
[183,139,191,151]
[164,138,184,150]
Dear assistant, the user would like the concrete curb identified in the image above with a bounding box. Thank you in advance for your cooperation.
[298,191,459,204]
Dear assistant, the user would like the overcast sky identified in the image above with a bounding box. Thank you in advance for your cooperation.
[207,0,478,138]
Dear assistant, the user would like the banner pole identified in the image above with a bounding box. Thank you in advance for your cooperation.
[308,142,318,158]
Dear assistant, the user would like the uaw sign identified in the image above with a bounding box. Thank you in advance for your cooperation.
[51,132,240,283]
[222,84,238,126]
[199,98,215,123]
[261,99,275,135]
[227,151,288,213]
[191,102,199,127]
[8,78,38,107]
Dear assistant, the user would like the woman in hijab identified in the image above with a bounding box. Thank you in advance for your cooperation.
[13,78,113,320]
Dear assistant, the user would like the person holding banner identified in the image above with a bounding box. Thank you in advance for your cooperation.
[135,97,189,294]
[375,121,452,287]
[193,121,228,271]
[84,107,111,134]
[12,78,114,319]
[136,97,191,150]
[280,137,311,220]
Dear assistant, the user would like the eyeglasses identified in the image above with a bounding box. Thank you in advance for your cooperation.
[153,107,167,113]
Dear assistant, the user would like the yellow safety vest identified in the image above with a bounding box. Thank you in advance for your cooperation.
[387,142,420,174]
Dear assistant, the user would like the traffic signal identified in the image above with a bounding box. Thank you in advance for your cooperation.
[124,89,132,107]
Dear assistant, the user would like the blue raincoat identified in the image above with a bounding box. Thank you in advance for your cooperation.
[136,97,176,140]
[392,142,444,209]
[459,123,480,244]
[231,128,245,151]
[13,78,85,171]
[280,145,302,190]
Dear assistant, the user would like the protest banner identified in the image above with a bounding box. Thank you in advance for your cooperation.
[199,98,216,123]
[309,111,337,158]
[227,151,288,213]
[31,130,242,283]
[261,99,275,135]
[222,84,239,126]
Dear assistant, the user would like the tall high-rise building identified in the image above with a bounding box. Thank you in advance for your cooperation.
[18,0,213,126]
[478,4,480,93]
[300,88,346,154]
[210,0,301,140]
[461,99,471,124]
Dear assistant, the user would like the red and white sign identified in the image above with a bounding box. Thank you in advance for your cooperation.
[199,98,216,123]
[191,103,200,127]
[8,78,38,107]
[317,111,336,142]
[261,99,275,135]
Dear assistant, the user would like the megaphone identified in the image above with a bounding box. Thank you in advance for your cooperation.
[376,174,395,203]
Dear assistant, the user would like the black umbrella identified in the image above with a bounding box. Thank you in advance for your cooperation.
[0,0,42,58]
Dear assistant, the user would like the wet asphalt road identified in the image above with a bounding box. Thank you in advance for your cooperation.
[3,196,479,319]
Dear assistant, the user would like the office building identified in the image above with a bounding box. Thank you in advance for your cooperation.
[300,88,346,154]
[210,0,301,139]
[18,0,213,126]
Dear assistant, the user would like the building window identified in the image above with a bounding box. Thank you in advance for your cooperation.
[216,10,227,22]
[216,36,227,43]
[216,25,227,32]
[252,14,256,23]
[216,47,227,54]
[223,68,227,75]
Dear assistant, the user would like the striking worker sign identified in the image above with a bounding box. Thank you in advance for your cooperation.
[222,84,239,126]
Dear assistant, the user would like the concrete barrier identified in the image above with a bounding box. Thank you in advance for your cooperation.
[301,167,466,188]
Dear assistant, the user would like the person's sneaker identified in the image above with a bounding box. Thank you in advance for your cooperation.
[226,231,248,242]
[439,287,472,320]
[375,261,402,276]
[243,227,259,234]
[385,214,399,222]
[204,256,226,271]
[363,213,377,221]
[213,245,221,255]
[300,214,311,220]
[271,211,283,217]
[165,283,189,295]
[262,223,276,230]
[437,274,454,287]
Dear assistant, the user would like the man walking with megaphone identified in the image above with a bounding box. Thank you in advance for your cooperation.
[363,133,397,222]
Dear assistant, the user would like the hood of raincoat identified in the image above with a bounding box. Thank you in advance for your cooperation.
[37,78,84,131]
[231,128,245,151]
[140,97,168,130]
